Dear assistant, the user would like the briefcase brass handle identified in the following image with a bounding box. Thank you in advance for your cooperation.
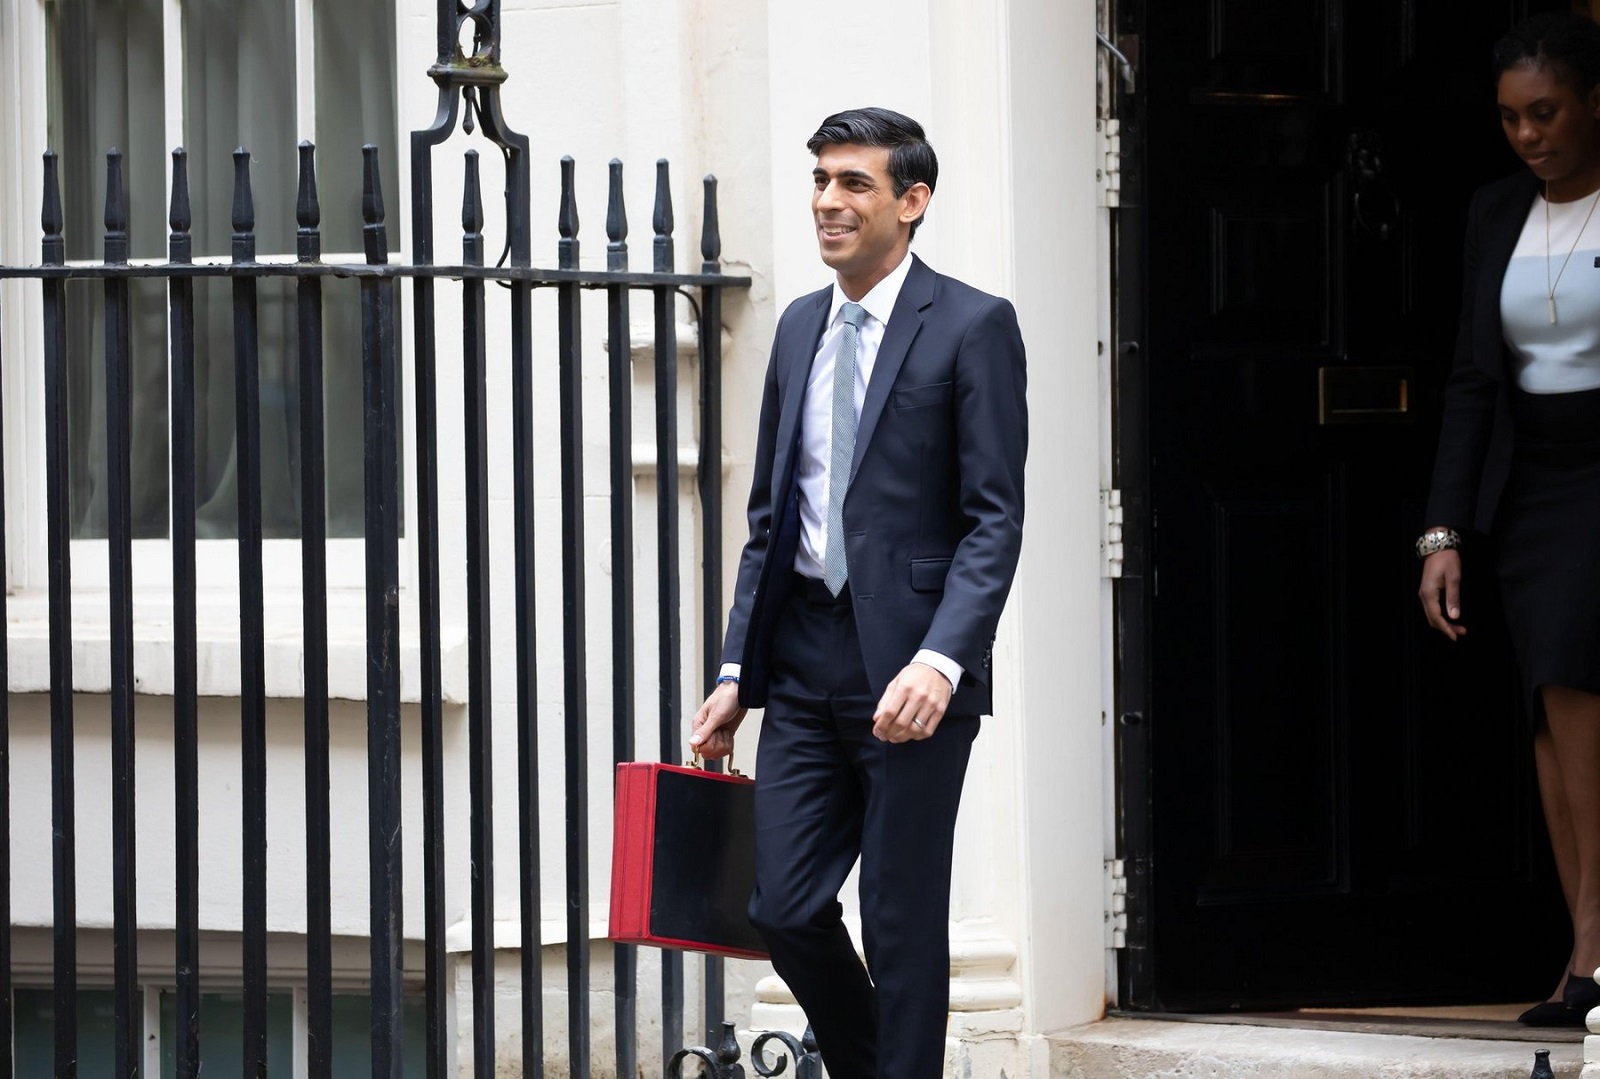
[689,746,745,778]
[1317,365,1413,426]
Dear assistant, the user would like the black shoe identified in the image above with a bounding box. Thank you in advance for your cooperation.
[1519,999,1582,1026]
[1564,973,1600,1015]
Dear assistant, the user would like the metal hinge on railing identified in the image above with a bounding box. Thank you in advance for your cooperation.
[1096,119,1121,208]
[1101,489,1124,578]
[1104,858,1128,949]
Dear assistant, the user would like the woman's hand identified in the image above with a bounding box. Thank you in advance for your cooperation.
[1418,547,1466,641]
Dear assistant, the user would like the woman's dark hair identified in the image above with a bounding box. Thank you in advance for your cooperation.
[1492,11,1600,91]
[807,107,938,238]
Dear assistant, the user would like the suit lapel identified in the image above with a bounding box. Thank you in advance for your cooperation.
[850,256,934,482]
[773,287,832,486]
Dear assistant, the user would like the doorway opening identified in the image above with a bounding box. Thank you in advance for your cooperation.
[1113,0,1574,1015]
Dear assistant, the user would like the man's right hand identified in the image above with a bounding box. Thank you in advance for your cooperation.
[1418,547,1465,641]
[690,681,747,760]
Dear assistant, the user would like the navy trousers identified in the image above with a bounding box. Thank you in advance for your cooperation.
[748,580,978,1079]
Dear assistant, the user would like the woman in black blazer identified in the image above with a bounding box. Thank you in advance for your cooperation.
[1420,13,1600,1026]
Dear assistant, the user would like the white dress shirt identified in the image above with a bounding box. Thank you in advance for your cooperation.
[721,252,963,694]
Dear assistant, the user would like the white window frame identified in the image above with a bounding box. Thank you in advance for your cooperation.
[1,0,422,696]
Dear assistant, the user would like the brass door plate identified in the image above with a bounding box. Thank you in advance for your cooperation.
[1317,365,1412,425]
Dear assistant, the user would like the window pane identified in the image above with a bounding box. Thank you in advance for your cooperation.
[47,0,170,539]
[321,279,404,539]
[184,276,400,540]
[46,1,401,544]
[191,277,304,539]
[158,989,294,1077]
[330,993,427,1078]
[177,0,294,540]
[15,988,120,1075]
[56,278,171,539]
[313,0,403,540]
[314,0,401,252]
[182,0,296,260]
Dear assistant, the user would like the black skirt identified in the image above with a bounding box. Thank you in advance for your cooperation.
[1494,385,1600,722]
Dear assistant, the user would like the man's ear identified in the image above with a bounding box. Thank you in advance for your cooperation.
[899,182,932,227]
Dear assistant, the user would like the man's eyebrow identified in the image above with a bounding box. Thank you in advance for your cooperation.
[813,168,879,183]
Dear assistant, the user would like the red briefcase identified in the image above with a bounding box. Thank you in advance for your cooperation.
[608,756,768,960]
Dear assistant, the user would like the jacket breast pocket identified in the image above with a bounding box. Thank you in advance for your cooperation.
[891,381,952,410]
[910,557,952,593]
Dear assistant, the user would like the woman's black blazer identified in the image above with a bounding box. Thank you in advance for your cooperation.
[1426,169,1541,535]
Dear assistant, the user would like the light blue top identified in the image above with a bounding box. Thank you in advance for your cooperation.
[1501,191,1600,394]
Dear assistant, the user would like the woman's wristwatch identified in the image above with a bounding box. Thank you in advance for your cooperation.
[1415,526,1462,560]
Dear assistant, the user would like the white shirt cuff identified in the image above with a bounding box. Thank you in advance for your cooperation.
[718,662,742,681]
[911,649,962,692]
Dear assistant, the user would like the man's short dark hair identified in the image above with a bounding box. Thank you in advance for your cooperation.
[807,107,938,239]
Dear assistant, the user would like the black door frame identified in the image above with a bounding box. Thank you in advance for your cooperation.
[1108,0,1157,1012]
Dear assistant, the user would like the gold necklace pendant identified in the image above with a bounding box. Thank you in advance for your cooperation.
[1544,182,1600,326]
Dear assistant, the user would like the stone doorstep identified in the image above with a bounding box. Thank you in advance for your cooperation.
[1046,1017,1584,1078]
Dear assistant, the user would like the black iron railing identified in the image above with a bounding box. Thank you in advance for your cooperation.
[0,0,770,1075]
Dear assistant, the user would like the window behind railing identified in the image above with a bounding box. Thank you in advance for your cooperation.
[0,0,764,1072]
[45,0,398,540]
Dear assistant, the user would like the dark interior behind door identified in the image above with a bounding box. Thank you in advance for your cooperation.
[1117,0,1573,1010]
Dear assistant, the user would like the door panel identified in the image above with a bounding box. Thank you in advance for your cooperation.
[1206,487,1340,900]
[1124,0,1571,1009]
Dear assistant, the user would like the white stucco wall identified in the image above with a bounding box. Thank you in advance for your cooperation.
[1004,0,1109,1038]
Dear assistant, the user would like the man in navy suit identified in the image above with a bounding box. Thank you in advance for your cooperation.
[690,107,1027,1079]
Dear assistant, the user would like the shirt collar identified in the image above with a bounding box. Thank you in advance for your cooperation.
[828,250,914,329]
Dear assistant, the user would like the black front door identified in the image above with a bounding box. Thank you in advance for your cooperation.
[1118,0,1572,1010]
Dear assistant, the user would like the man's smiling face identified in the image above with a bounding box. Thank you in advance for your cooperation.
[811,143,925,298]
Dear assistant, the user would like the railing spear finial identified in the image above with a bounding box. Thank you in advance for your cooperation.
[463,150,485,266]
[653,159,674,273]
[296,142,321,263]
[607,159,628,272]
[104,149,129,265]
[41,151,64,267]
[558,156,579,271]
[232,148,256,263]
[363,145,389,265]
[169,149,192,263]
[701,174,721,274]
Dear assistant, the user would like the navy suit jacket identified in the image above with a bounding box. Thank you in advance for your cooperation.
[721,255,1028,715]
[1426,170,1539,535]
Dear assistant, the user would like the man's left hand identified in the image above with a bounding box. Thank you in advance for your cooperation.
[872,662,953,742]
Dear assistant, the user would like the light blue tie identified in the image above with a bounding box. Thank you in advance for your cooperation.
[824,302,867,597]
